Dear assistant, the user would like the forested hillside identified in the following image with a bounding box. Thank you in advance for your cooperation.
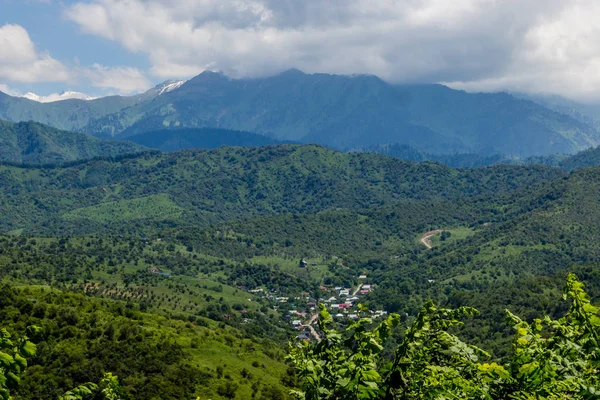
[0,120,146,164]
[0,144,563,234]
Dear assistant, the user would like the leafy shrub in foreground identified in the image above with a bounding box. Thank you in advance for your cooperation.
[289,273,599,399]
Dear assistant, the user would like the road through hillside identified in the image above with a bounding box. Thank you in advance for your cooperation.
[420,229,444,249]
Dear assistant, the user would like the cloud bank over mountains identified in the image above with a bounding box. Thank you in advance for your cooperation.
[2,1,600,101]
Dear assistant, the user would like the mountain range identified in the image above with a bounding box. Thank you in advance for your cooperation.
[0,80,183,133]
[2,70,600,157]
[6,115,600,173]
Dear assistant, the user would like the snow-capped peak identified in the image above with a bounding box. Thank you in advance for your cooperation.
[158,80,186,95]
[22,90,97,103]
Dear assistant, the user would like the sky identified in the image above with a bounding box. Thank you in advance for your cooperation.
[1,0,600,102]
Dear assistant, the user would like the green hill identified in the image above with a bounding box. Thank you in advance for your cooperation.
[0,281,293,400]
[0,144,563,234]
[557,145,600,171]
[356,143,570,168]
[0,120,147,164]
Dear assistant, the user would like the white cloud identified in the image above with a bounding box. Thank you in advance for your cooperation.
[82,64,152,94]
[0,23,151,95]
[63,0,600,101]
[0,83,21,96]
[0,24,70,83]
[21,91,96,103]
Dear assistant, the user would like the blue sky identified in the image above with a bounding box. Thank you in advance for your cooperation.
[1,0,156,97]
[1,1,600,102]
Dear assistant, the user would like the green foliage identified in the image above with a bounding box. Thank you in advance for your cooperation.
[0,326,39,400]
[57,383,98,400]
[56,373,123,400]
[100,373,123,400]
[61,194,183,224]
[289,275,600,399]
[0,285,292,399]
[499,273,600,399]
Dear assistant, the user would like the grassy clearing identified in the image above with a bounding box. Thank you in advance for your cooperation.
[250,255,333,282]
[426,226,477,247]
[62,194,183,223]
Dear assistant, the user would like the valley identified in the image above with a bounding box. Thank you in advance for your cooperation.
[2,69,600,399]
[1,138,599,398]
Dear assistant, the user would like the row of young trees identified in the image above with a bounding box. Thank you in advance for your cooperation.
[289,274,599,399]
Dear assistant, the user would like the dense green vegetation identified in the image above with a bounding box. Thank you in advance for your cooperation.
[0,285,293,399]
[0,144,564,234]
[2,143,600,398]
[357,142,600,171]
[0,120,146,164]
[355,143,569,169]
[557,145,600,171]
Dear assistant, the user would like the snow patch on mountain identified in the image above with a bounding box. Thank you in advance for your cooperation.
[158,80,186,95]
[22,91,97,103]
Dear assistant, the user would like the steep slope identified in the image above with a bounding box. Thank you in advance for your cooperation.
[127,127,291,151]
[0,282,293,400]
[83,70,600,157]
[0,120,147,164]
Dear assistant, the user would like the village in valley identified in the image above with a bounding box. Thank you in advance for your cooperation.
[144,254,386,342]
[261,263,388,342]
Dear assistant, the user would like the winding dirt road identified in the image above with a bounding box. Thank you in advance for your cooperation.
[420,229,444,249]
